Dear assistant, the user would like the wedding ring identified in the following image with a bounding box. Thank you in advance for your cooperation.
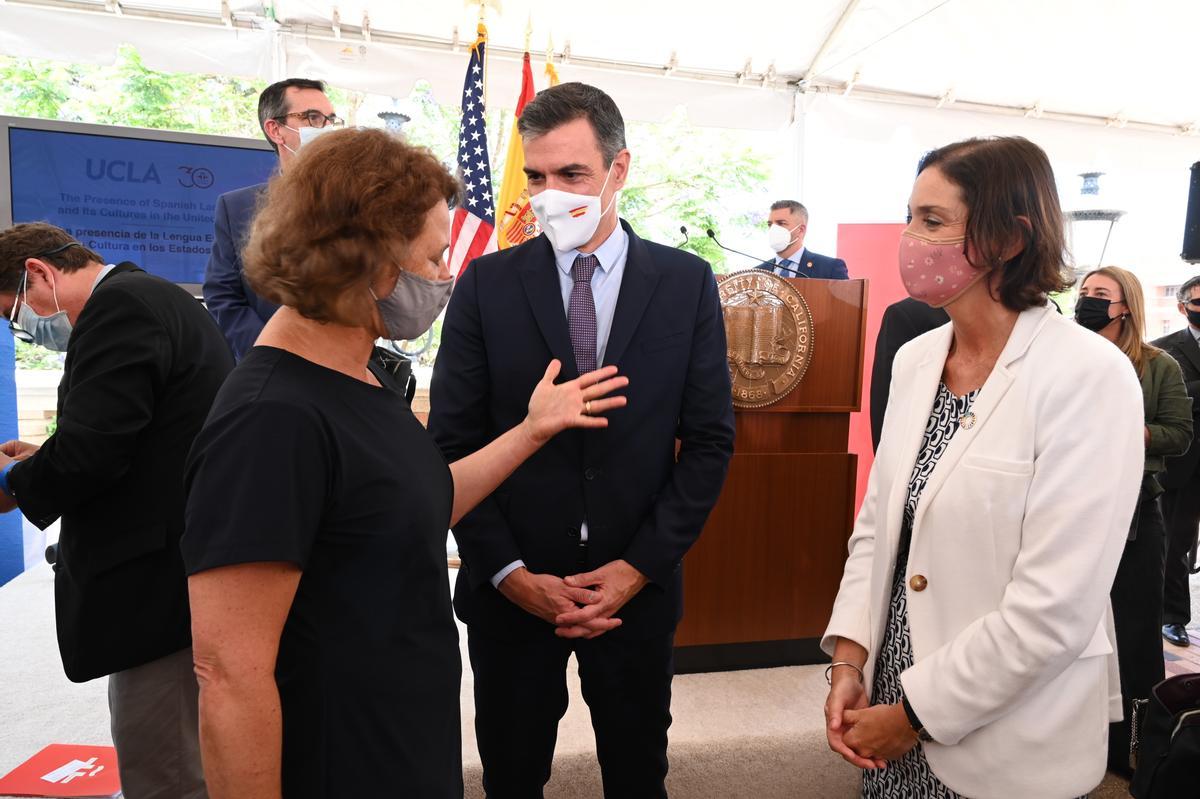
[584,400,592,415]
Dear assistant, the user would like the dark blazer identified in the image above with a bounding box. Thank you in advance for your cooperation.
[756,247,848,280]
[1152,326,1200,490]
[10,264,233,682]
[203,183,280,361]
[870,298,950,450]
[429,221,735,640]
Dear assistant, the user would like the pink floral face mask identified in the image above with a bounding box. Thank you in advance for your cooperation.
[898,230,988,308]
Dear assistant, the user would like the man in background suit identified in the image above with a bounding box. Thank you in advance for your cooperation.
[757,199,848,279]
[202,78,339,361]
[1152,274,1200,647]
[0,223,232,797]
[429,82,735,798]
[870,297,950,450]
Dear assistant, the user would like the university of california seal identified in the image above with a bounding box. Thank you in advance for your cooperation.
[718,269,814,409]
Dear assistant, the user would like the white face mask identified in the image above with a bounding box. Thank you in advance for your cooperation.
[767,222,801,254]
[281,124,337,155]
[528,162,618,254]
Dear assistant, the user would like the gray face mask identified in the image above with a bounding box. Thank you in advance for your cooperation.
[373,269,454,341]
[14,271,72,351]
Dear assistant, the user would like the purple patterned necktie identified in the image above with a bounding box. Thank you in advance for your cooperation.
[568,254,599,374]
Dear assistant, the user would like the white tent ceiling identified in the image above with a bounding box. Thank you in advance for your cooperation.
[1,0,1199,134]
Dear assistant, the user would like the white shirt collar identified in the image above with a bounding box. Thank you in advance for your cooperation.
[555,222,627,278]
[91,263,118,291]
[777,247,805,264]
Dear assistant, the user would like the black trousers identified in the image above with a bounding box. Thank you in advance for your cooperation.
[1108,496,1167,773]
[467,626,674,799]
[1160,477,1200,625]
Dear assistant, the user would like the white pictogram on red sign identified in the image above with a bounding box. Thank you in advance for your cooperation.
[40,757,105,784]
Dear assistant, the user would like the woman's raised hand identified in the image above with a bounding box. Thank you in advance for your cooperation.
[524,360,629,446]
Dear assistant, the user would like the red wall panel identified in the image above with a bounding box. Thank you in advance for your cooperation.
[836,223,907,514]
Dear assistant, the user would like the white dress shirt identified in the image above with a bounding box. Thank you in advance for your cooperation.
[774,248,806,277]
[92,263,118,289]
[491,222,630,587]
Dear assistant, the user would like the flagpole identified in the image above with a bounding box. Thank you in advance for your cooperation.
[475,2,488,108]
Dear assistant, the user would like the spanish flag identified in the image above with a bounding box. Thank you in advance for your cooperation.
[496,52,538,249]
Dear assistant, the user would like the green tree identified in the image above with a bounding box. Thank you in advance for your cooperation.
[621,109,770,272]
[104,45,198,131]
[0,58,76,119]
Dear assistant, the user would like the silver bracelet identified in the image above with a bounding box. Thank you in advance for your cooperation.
[825,661,865,685]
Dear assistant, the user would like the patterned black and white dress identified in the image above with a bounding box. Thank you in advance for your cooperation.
[862,382,975,799]
[861,383,1087,799]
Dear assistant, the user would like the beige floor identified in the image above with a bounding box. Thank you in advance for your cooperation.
[0,563,1166,797]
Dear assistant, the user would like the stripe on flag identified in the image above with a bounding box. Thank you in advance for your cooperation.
[448,23,497,279]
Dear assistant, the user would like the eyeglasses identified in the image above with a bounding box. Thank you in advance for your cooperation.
[8,242,77,344]
[1185,299,1200,309]
[274,110,345,129]
[8,272,32,344]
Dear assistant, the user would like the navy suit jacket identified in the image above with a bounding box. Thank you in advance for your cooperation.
[757,247,848,280]
[428,221,735,640]
[1152,326,1200,490]
[870,297,949,450]
[202,183,280,360]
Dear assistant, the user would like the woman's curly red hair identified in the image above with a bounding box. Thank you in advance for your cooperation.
[244,127,459,327]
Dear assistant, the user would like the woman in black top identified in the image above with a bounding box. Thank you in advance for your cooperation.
[181,129,626,798]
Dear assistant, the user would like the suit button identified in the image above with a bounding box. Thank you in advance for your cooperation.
[567,527,580,540]
[584,468,598,481]
[910,574,928,592]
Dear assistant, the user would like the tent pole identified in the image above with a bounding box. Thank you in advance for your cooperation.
[802,0,864,85]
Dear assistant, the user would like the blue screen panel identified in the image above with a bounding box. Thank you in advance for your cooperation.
[9,127,276,284]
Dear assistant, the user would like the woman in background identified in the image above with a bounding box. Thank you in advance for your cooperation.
[1077,266,1191,776]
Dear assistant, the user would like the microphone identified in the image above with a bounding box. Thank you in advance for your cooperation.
[678,225,689,248]
[705,228,761,263]
[705,228,807,276]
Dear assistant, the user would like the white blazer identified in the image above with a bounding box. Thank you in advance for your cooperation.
[823,304,1144,799]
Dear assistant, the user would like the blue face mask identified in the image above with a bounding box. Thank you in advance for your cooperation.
[15,271,72,351]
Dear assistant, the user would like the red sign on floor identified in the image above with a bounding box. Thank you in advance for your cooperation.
[0,744,120,798]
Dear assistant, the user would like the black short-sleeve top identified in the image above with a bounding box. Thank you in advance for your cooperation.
[182,346,461,797]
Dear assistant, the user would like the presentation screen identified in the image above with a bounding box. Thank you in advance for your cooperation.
[1,117,275,288]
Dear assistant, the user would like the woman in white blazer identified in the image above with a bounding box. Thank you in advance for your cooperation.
[822,137,1145,799]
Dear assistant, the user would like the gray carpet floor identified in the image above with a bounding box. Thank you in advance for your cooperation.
[0,563,1149,797]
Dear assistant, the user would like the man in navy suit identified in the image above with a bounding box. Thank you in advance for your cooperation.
[202,78,339,360]
[1152,274,1200,647]
[758,199,848,279]
[429,82,735,798]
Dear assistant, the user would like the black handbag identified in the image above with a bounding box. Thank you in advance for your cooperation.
[1130,672,1200,797]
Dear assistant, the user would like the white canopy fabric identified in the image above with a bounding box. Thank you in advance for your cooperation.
[2,0,1198,133]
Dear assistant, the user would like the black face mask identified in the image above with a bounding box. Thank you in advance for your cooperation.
[1075,295,1121,332]
[1186,308,1200,329]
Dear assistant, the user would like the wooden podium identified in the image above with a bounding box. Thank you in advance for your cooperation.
[675,277,868,673]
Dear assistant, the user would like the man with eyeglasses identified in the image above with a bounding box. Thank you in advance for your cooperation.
[0,222,232,797]
[1153,274,1200,648]
[202,78,343,361]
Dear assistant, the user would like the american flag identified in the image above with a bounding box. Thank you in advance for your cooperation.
[448,25,497,278]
